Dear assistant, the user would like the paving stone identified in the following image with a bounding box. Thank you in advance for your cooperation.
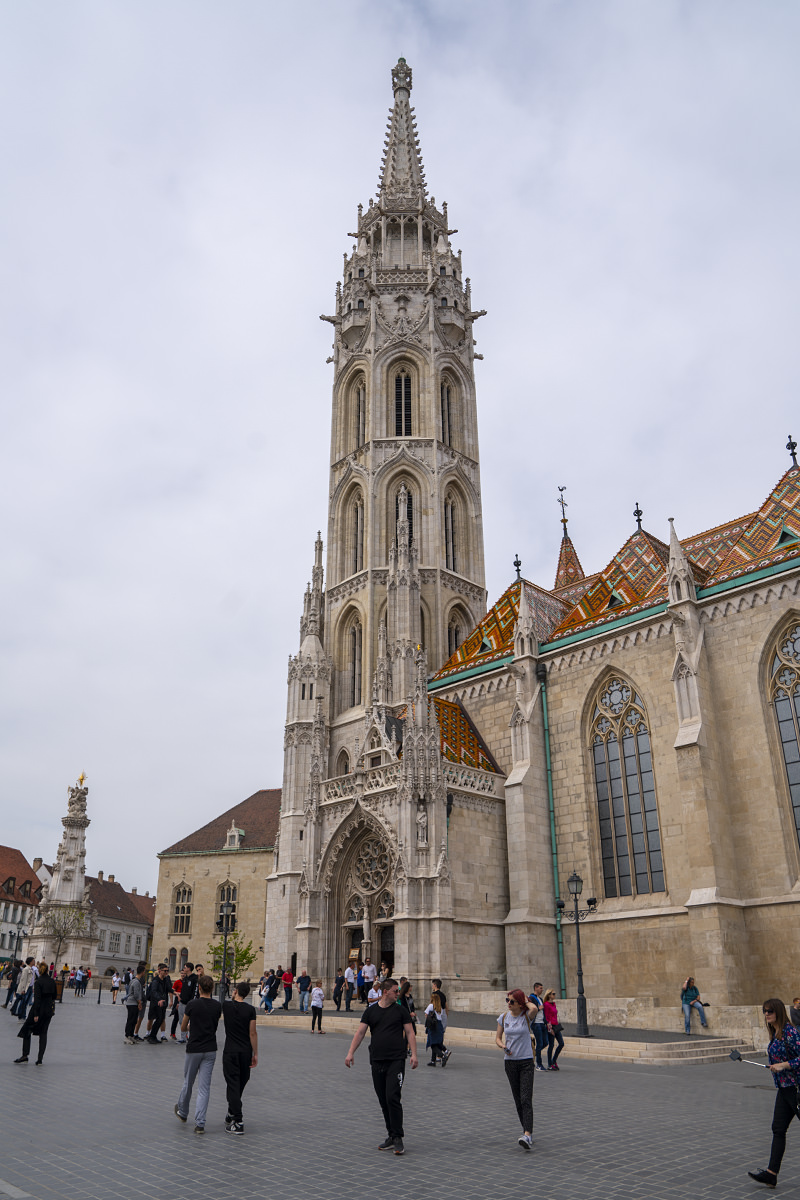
[0,997,796,1199]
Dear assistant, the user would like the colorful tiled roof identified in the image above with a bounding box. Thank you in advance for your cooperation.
[433,697,503,773]
[159,789,282,856]
[554,533,585,590]
[710,467,800,583]
[553,572,600,606]
[681,513,756,573]
[433,579,570,681]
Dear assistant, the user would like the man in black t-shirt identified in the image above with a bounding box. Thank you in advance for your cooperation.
[175,975,222,1134]
[222,982,258,1135]
[345,977,417,1156]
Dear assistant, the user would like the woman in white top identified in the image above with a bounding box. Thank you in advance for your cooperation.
[495,988,538,1151]
[310,980,325,1033]
[111,973,121,1003]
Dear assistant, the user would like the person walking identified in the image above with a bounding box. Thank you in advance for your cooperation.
[496,988,537,1151]
[345,978,418,1156]
[170,974,183,1040]
[15,963,57,1065]
[344,963,355,1011]
[357,963,366,1004]
[748,998,800,1187]
[310,980,325,1033]
[259,970,275,1013]
[124,961,147,1045]
[424,992,446,1066]
[280,966,294,1010]
[12,958,36,1020]
[543,989,565,1070]
[222,982,258,1135]
[528,981,548,1071]
[110,972,121,1003]
[146,963,172,1042]
[3,960,21,1009]
[333,968,345,1011]
[680,976,708,1035]
[175,974,222,1135]
[431,978,451,1066]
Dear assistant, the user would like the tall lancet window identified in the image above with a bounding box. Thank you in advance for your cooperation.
[395,487,414,547]
[349,620,363,708]
[590,677,665,898]
[355,381,366,449]
[395,372,412,436]
[352,493,364,575]
[441,380,453,445]
[768,623,800,849]
[444,493,457,572]
[448,614,462,658]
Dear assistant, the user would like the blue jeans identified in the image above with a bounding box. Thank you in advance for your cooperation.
[683,999,707,1033]
[532,1022,548,1067]
[260,993,272,1012]
[299,991,310,1013]
[178,1051,217,1128]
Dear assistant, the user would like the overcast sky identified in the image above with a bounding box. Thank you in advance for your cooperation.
[1,1,797,894]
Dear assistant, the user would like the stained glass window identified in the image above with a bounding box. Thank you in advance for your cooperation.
[590,677,664,898]
[768,624,800,848]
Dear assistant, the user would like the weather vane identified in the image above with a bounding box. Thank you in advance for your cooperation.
[788,434,798,469]
[558,486,568,532]
[633,502,643,533]
[513,554,521,581]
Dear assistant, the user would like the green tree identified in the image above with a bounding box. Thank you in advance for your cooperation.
[35,906,88,965]
[205,930,258,983]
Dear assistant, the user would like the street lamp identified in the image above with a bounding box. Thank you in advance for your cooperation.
[556,871,597,1039]
[216,901,236,1002]
[14,916,26,961]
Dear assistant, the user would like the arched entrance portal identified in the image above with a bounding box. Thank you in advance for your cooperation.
[330,825,396,976]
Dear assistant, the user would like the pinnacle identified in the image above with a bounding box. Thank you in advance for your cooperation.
[379,58,427,203]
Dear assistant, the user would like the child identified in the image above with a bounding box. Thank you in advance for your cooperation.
[310,979,325,1033]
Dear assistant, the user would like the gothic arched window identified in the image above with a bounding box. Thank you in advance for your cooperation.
[168,947,177,972]
[590,678,665,898]
[441,379,453,446]
[394,372,412,437]
[444,492,457,572]
[354,380,366,449]
[395,486,414,547]
[349,619,363,708]
[218,882,237,928]
[768,623,800,849]
[352,492,364,575]
[172,885,192,935]
[180,947,189,970]
[336,749,350,776]
[448,607,468,658]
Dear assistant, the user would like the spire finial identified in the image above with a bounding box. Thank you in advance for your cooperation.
[557,485,568,533]
[513,553,521,581]
[391,57,412,96]
[788,434,798,469]
[633,502,643,533]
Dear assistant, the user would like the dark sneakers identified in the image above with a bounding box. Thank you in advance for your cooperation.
[393,1138,405,1156]
[441,1049,452,1067]
[227,1122,244,1136]
[748,1170,777,1188]
[174,1104,187,1123]
[378,1136,395,1151]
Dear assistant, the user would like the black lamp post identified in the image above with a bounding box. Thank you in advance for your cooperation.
[216,901,235,1002]
[14,916,26,960]
[556,871,597,1039]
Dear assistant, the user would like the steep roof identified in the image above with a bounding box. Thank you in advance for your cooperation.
[0,846,42,907]
[708,466,800,583]
[86,876,149,926]
[554,532,585,591]
[433,578,570,682]
[159,789,282,857]
[127,891,156,928]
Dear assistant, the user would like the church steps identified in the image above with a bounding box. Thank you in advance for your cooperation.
[256,1013,755,1065]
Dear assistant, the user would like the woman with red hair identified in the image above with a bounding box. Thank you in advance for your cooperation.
[495,988,538,1150]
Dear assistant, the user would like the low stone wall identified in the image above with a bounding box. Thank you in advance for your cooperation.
[449,990,770,1050]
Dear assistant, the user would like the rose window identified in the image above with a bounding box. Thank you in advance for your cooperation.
[355,838,390,893]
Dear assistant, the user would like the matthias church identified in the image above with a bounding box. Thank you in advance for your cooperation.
[155,59,800,1009]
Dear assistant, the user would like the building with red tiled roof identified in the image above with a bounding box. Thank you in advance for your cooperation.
[86,874,155,974]
[0,846,42,963]
[152,790,281,977]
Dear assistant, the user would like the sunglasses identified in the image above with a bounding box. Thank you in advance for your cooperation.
[506,998,517,1005]
[763,1009,775,1015]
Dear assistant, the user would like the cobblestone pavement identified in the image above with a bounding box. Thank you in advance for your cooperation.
[0,996,797,1200]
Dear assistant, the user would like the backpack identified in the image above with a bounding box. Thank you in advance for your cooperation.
[425,1008,440,1033]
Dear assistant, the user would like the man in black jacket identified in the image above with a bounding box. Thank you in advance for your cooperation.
[146,964,173,1043]
[177,963,198,1043]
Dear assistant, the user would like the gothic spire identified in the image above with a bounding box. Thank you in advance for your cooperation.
[378,58,427,204]
[553,490,586,591]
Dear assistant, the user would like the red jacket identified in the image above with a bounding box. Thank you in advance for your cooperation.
[544,1000,559,1025]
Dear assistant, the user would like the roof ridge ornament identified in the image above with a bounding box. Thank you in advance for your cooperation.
[787,434,798,469]
[634,502,643,533]
[513,553,521,581]
[558,485,568,532]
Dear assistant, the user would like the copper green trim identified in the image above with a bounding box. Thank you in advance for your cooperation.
[428,656,514,690]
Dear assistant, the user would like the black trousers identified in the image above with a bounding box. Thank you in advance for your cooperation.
[124,1006,139,1038]
[548,1028,565,1066]
[768,1086,798,1175]
[170,1005,181,1036]
[21,1014,52,1061]
[311,1005,323,1030]
[371,1057,405,1139]
[504,1058,534,1133]
[222,1049,252,1122]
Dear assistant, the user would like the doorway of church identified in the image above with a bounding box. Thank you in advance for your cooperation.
[380,925,394,974]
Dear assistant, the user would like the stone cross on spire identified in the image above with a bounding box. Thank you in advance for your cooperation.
[379,57,427,202]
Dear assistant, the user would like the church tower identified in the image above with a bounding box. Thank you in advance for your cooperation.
[321,56,488,733]
[265,58,491,980]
